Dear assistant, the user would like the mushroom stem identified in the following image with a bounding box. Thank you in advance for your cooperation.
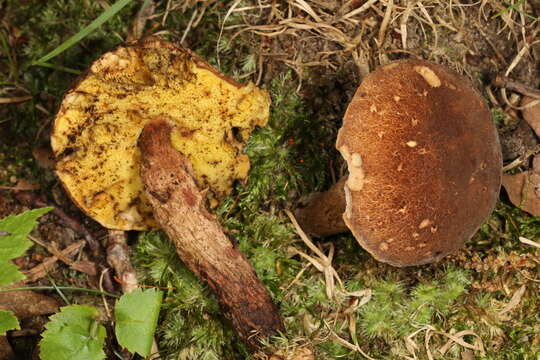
[138,120,284,349]
[295,177,349,237]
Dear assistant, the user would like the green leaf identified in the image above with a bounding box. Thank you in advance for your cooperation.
[0,207,53,260]
[33,0,133,65]
[0,261,25,286]
[0,207,53,286]
[0,310,20,334]
[40,305,106,360]
[115,288,163,357]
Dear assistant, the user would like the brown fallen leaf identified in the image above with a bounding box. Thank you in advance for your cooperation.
[502,170,540,216]
[32,146,56,169]
[126,0,155,41]
[498,285,526,316]
[0,96,32,104]
[522,96,540,137]
[0,282,59,319]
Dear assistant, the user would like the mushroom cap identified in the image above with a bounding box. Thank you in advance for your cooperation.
[336,59,502,266]
[51,37,270,230]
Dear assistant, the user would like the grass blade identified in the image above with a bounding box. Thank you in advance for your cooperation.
[33,0,133,65]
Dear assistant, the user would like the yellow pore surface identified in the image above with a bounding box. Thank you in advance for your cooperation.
[51,38,270,230]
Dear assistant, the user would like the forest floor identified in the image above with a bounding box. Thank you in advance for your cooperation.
[0,0,539,359]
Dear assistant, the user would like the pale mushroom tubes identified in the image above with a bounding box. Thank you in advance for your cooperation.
[51,37,283,349]
[296,60,502,267]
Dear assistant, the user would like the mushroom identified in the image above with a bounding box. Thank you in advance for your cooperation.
[51,36,270,231]
[296,59,502,267]
[51,37,283,348]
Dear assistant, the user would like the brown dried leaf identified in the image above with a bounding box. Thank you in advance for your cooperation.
[268,346,315,360]
[522,96,540,137]
[0,283,59,319]
[23,241,84,282]
[502,171,540,216]
[498,285,526,316]
[32,146,56,169]
[126,0,155,41]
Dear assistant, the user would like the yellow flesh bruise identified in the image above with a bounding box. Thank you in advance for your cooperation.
[51,39,270,230]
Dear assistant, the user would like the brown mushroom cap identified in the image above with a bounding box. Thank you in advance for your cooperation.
[336,59,502,266]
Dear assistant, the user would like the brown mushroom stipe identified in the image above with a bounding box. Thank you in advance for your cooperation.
[139,119,284,348]
[296,59,502,267]
[295,177,349,237]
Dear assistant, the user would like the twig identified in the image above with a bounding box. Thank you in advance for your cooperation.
[23,241,85,282]
[493,75,540,100]
[0,95,32,104]
[502,144,540,172]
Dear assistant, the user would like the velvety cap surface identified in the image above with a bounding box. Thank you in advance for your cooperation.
[336,60,502,266]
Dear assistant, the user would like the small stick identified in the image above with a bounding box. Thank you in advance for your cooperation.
[493,75,540,100]
[23,241,85,282]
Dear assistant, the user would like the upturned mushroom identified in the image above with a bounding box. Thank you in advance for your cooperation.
[296,59,502,267]
[51,37,283,348]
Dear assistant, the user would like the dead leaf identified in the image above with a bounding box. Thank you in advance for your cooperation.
[461,350,474,360]
[498,285,526,316]
[502,171,540,216]
[269,347,315,360]
[127,0,155,41]
[32,146,56,169]
[0,282,59,319]
[522,96,540,137]
[24,241,84,282]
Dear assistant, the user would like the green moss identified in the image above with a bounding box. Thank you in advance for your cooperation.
[358,268,470,344]
[236,72,333,212]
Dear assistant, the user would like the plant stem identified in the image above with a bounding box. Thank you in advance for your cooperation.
[0,286,119,298]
